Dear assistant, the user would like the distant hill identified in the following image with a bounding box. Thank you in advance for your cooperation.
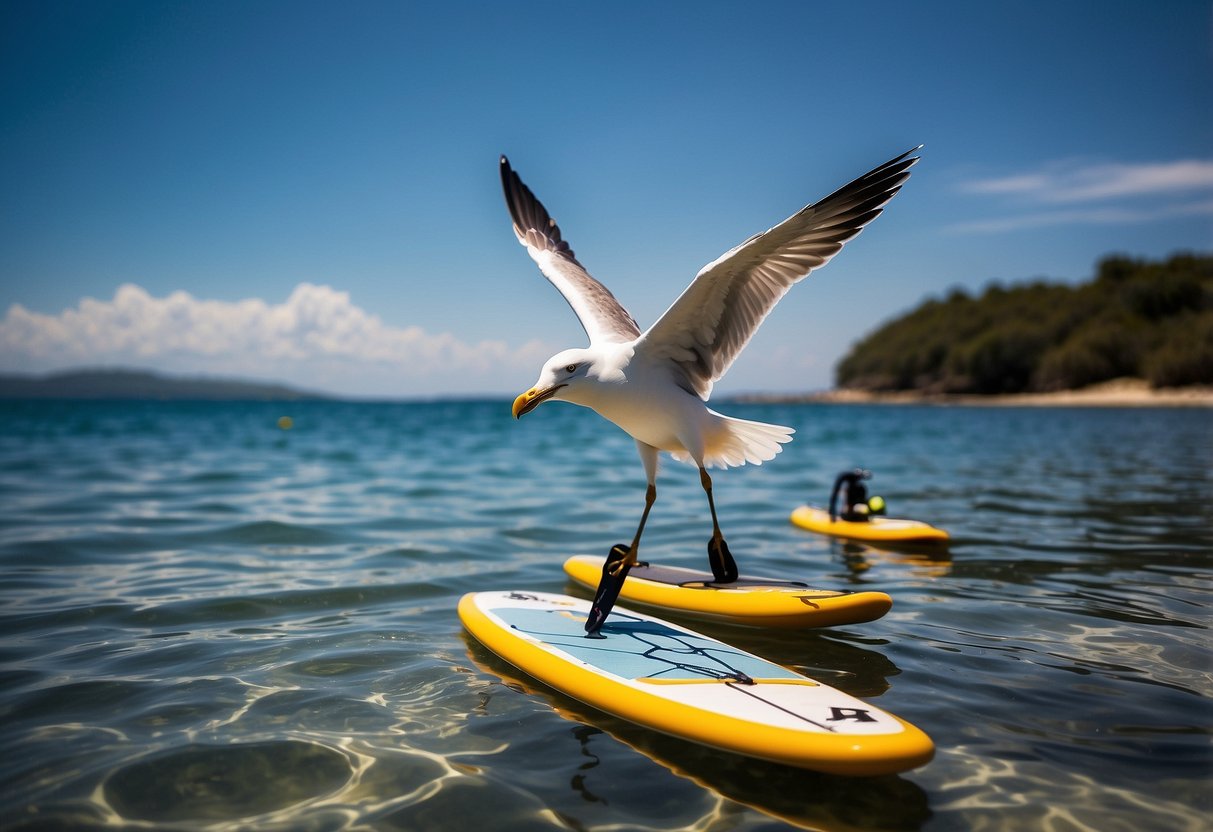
[0,368,334,401]
[836,252,1213,394]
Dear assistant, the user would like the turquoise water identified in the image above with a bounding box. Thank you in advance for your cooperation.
[1,399,1210,831]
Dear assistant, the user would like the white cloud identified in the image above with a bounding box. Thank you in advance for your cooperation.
[947,198,1213,234]
[962,159,1213,203]
[952,158,1213,234]
[0,283,552,396]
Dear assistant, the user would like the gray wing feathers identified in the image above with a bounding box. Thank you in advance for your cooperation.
[640,147,920,398]
[500,156,641,344]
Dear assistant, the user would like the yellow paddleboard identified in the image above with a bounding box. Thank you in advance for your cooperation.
[459,591,934,776]
[790,505,949,544]
[563,555,891,629]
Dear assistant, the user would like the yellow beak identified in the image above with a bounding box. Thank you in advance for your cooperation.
[512,384,564,419]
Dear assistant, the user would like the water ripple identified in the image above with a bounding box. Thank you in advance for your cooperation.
[0,400,1209,831]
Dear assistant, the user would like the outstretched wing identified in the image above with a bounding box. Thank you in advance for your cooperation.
[500,156,641,345]
[637,147,920,399]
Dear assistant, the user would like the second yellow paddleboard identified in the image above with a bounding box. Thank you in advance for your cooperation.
[563,555,892,629]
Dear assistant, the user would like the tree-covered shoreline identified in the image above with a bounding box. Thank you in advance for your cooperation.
[835,253,1213,394]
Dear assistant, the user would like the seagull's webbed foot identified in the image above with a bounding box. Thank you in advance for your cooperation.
[708,533,739,584]
[606,548,648,576]
[585,544,636,638]
[606,546,634,577]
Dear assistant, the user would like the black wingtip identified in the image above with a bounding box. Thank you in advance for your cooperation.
[883,145,923,167]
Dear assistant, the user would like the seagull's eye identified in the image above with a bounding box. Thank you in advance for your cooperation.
[565,364,578,373]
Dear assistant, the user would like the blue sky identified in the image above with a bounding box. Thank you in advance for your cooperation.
[1,0,1210,397]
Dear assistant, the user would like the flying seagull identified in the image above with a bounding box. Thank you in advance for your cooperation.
[504,147,920,634]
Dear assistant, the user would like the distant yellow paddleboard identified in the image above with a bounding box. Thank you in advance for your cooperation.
[460,591,934,776]
[563,555,891,629]
[790,505,949,544]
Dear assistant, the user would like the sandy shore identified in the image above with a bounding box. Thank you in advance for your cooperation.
[747,378,1213,407]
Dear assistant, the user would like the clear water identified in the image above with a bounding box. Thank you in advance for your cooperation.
[1,399,1209,831]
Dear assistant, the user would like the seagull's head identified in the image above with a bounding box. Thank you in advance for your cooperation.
[512,348,598,419]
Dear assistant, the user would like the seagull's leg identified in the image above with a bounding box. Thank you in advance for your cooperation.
[700,466,739,583]
[609,482,656,575]
[585,443,658,637]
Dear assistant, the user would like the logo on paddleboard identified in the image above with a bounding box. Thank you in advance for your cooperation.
[827,706,877,723]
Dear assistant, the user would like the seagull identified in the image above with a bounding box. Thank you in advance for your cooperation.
[504,147,919,634]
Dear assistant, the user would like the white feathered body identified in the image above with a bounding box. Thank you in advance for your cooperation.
[558,343,793,470]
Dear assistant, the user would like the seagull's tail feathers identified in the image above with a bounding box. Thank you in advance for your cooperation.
[672,412,794,470]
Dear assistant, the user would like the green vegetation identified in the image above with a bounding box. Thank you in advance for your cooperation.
[835,253,1213,393]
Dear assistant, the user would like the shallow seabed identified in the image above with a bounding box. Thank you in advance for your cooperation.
[1,400,1209,831]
